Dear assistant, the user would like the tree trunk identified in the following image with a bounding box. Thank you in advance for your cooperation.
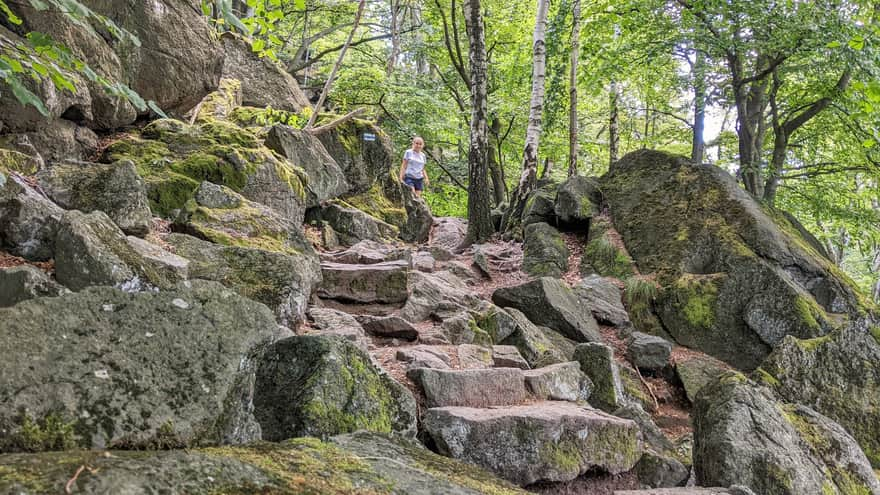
[502,0,550,235]
[388,0,400,75]
[488,117,506,206]
[609,79,620,167]
[463,0,493,244]
[305,0,367,129]
[692,48,706,163]
[567,0,581,177]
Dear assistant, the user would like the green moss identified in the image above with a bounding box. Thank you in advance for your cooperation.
[870,327,880,345]
[673,275,718,329]
[584,234,635,279]
[0,148,39,174]
[171,152,251,191]
[195,79,241,122]
[344,183,407,228]
[795,334,832,353]
[753,367,781,388]
[104,136,174,172]
[539,440,582,473]
[8,412,78,452]
[794,295,825,332]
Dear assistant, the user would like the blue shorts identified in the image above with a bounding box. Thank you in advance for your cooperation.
[404,176,424,191]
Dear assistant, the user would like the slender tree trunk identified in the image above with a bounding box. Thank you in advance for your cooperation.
[502,0,550,235]
[488,117,506,206]
[305,0,367,129]
[567,0,581,177]
[463,0,493,244]
[609,79,620,167]
[692,49,706,163]
[388,0,400,75]
[540,157,554,180]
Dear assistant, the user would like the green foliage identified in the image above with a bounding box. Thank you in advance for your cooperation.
[0,0,166,117]
[425,183,468,218]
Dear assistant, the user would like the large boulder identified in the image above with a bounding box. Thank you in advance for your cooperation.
[499,308,572,368]
[318,260,409,304]
[575,275,631,328]
[36,160,152,236]
[428,217,468,259]
[0,170,63,261]
[265,125,350,206]
[694,372,880,495]
[316,119,398,197]
[0,280,281,452]
[309,202,399,246]
[758,318,880,467]
[522,222,569,278]
[306,307,369,352]
[0,265,67,307]
[601,150,864,370]
[253,336,417,440]
[409,368,528,408]
[424,402,642,486]
[103,118,308,224]
[492,277,601,343]
[0,119,99,164]
[574,343,626,412]
[2,0,222,131]
[220,34,309,112]
[401,270,484,323]
[521,183,557,227]
[166,233,320,327]
[554,175,600,226]
[0,432,527,494]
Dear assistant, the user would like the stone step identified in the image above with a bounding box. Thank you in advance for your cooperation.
[317,260,409,304]
[614,489,754,495]
[423,401,643,486]
[408,367,528,408]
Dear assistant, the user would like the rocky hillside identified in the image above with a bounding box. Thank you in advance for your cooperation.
[1,3,879,495]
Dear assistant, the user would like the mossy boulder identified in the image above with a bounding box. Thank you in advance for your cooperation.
[498,308,572,368]
[693,372,880,495]
[522,222,570,278]
[166,233,320,327]
[0,148,41,175]
[36,160,152,236]
[317,119,398,197]
[758,318,880,468]
[424,402,642,486]
[0,432,527,495]
[554,175,600,226]
[175,182,312,255]
[521,182,558,228]
[0,169,63,261]
[103,118,308,224]
[265,124,350,206]
[0,280,281,453]
[573,343,626,412]
[308,200,399,246]
[253,336,417,440]
[601,150,864,370]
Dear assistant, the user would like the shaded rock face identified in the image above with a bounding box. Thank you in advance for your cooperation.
[166,233,320,327]
[317,120,397,197]
[36,160,152,236]
[0,281,280,452]
[0,170,63,261]
[574,343,625,412]
[522,222,569,278]
[2,0,222,132]
[601,150,863,370]
[759,318,880,467]
[675,355,728,404]
[499,308,572,368]
[253,336,417,440]
[220,34,309,112]
[424,402,642,486]
[693,372,880,495]
[521,183,557,228]
[309,202,399,246]
[554,175,600,227]
[0,266,67,307]
[0,432,527,495]
[627,332,672,371]
[575,275,631,328]
[265,125,350,206]
[492,277,601,343]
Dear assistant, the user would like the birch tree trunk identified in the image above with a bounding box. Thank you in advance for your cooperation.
[568,0,581,177]
[305,0,367,129]
[463,0,493,244]
[609,79,620,167]
[691,48,706,163]
[501,0,550,235]
[387,0,400,75]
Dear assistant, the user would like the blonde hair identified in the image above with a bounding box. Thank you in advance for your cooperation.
[412,136,424,145]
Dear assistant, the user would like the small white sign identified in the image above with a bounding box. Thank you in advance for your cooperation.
[363,133,377,142]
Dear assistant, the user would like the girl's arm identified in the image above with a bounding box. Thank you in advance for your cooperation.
[399,158,408,181]
[423,167,430,186]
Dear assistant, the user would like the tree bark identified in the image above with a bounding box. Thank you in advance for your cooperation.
[502,0,550,235]
[463,0,493,244]
[488,116,506,206]
[692,48,706,163]
[568,0,581,177]
[387,0,400,75]
[609,79,620,167]
[305,0,367,129]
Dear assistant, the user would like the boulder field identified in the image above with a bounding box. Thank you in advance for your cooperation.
[0,6,878,494]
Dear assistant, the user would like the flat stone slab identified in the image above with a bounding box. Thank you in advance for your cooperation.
[458,344,493,369]
[356,315,419,341]
[614,489,752,495]
[424,402,642,485]
[321,240,411,265]
[318,260,409,304]
[492,345,530,370]
[524,362,592,402]
[396,346,451,370]
[408,367,527,408]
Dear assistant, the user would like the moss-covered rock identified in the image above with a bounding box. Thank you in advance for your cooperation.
[166,233,320,327]
[0,432,526,495]
[194,78,242,122]
[265,124,350,206]
[693,371,880,495]
[522,222,570,278]
[499,308,572,368]
[521,183,558,227]
[0,148,41,175]
[309,201,399,246]
[759,318,880,468]
[36,160,152,236]
[0,280,281,453]
[424,402,642,486]
[601,150,864,370]
[102,118,308,224]
[253,336,417,440]
[0,170,63,261]
[554,175,600,226]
